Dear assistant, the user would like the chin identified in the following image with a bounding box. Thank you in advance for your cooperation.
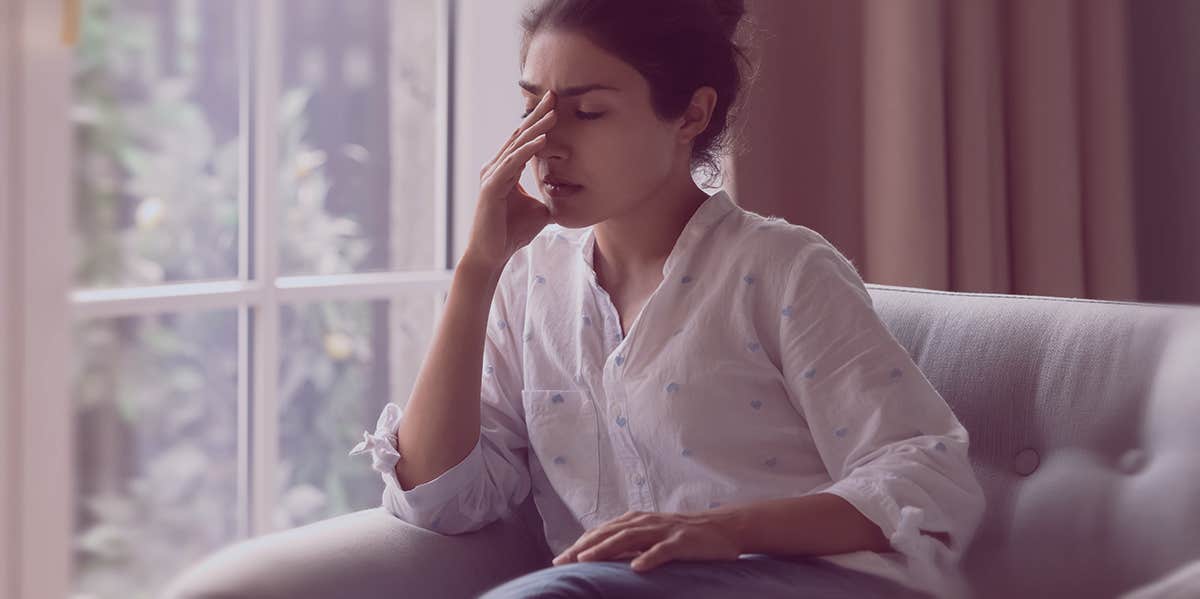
[547,207,593,230]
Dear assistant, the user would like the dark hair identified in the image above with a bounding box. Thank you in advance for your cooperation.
[519,0,759,189]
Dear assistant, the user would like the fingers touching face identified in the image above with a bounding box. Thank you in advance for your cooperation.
[519,30,687,226]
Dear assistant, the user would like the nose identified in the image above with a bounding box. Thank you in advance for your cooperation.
[536,127,566,162]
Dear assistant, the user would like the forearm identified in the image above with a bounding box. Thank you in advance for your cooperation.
[721,493,893,557]
[393,257,501,490]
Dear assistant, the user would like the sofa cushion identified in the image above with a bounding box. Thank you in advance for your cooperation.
[861,284,1200,599]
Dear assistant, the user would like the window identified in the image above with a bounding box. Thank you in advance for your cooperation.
[66,0,453,597]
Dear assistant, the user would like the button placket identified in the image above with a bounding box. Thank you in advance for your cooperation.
[603,362,634,457]
[614,380,655,510]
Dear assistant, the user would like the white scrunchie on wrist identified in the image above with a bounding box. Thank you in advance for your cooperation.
[348,403,404,474]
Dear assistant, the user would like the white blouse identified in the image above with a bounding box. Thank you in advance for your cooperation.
[351,189,985,598]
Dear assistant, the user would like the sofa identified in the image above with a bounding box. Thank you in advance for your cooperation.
[163,283,1200,599]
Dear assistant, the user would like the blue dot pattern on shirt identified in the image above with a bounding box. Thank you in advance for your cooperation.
[492,224,947,519]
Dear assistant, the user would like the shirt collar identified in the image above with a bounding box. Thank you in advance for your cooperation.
[579,189,736,278]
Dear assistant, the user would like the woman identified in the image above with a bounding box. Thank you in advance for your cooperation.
[352,1,985,597]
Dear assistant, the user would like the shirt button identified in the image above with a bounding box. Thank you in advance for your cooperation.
[634,475,645,487]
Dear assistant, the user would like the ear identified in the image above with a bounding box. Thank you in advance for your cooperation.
[676,86,718,146]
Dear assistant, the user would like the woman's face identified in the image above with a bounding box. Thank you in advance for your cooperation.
[521,30,688,228]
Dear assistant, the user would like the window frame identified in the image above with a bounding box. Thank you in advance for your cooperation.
[3,1,459,596]
[4,1,75,598]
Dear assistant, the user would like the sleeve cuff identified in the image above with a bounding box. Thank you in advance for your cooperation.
[821,475,964,598]
[348,403,487,516]
[383,435,486,514]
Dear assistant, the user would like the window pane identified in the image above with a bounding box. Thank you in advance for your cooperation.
[72,309,240,599]
[73,0,243,289]
[277,293,437,528]
[278,0,441,276]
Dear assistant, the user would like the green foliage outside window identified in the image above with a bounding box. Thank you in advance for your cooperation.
[72,1,391,596]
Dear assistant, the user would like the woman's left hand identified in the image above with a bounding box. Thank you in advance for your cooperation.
[552,509,745,572]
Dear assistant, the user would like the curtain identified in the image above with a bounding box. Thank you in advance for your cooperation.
[730,0,1149,301]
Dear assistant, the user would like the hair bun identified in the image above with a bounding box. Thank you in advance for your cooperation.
[711,0,746,39]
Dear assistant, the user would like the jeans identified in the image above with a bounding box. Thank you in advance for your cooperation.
[476,554,935,599]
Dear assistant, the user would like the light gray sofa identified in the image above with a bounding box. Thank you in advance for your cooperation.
[163,283,1200,599]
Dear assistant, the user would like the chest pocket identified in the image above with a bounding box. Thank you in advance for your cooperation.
[522,389,601,519]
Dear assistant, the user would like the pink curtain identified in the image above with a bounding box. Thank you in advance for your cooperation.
[729,0,1141,301]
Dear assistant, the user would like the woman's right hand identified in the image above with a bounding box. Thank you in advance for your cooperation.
[461,89,559,275]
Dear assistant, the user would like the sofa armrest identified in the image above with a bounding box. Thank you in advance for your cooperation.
[162,506,552,599]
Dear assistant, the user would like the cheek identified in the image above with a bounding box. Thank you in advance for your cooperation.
[570,120,675,189]
[616,129,676,175]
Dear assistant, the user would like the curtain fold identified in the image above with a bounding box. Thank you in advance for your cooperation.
[731,0,1140,301]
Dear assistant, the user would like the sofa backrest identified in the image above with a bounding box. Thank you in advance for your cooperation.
[864,283,1200,599]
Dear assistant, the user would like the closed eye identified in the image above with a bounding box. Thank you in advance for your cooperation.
[521,110,605,121]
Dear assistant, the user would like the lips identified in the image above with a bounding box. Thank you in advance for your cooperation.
[543,174,581,187]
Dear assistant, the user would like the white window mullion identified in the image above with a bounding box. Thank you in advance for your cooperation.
[414,0,456,399]
[432,0,454,271]
[70,280,267,319]
[236,0,254,541]
[68,274,453,321]
[276,272,452,303]
[251,0,283,538]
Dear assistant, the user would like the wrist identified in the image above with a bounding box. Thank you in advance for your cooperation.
[709,506,751,554]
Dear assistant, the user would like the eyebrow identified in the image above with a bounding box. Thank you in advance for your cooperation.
[518,80,620,97]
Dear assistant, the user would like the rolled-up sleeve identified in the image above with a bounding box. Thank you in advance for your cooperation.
[350,254,533,535]
[775,237,986,594]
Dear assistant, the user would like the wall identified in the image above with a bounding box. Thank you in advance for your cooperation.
[0,0,16,595]
[452,0,530,264]
[2,1,74,597]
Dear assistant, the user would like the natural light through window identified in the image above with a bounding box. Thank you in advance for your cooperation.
[67,1,450,597]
